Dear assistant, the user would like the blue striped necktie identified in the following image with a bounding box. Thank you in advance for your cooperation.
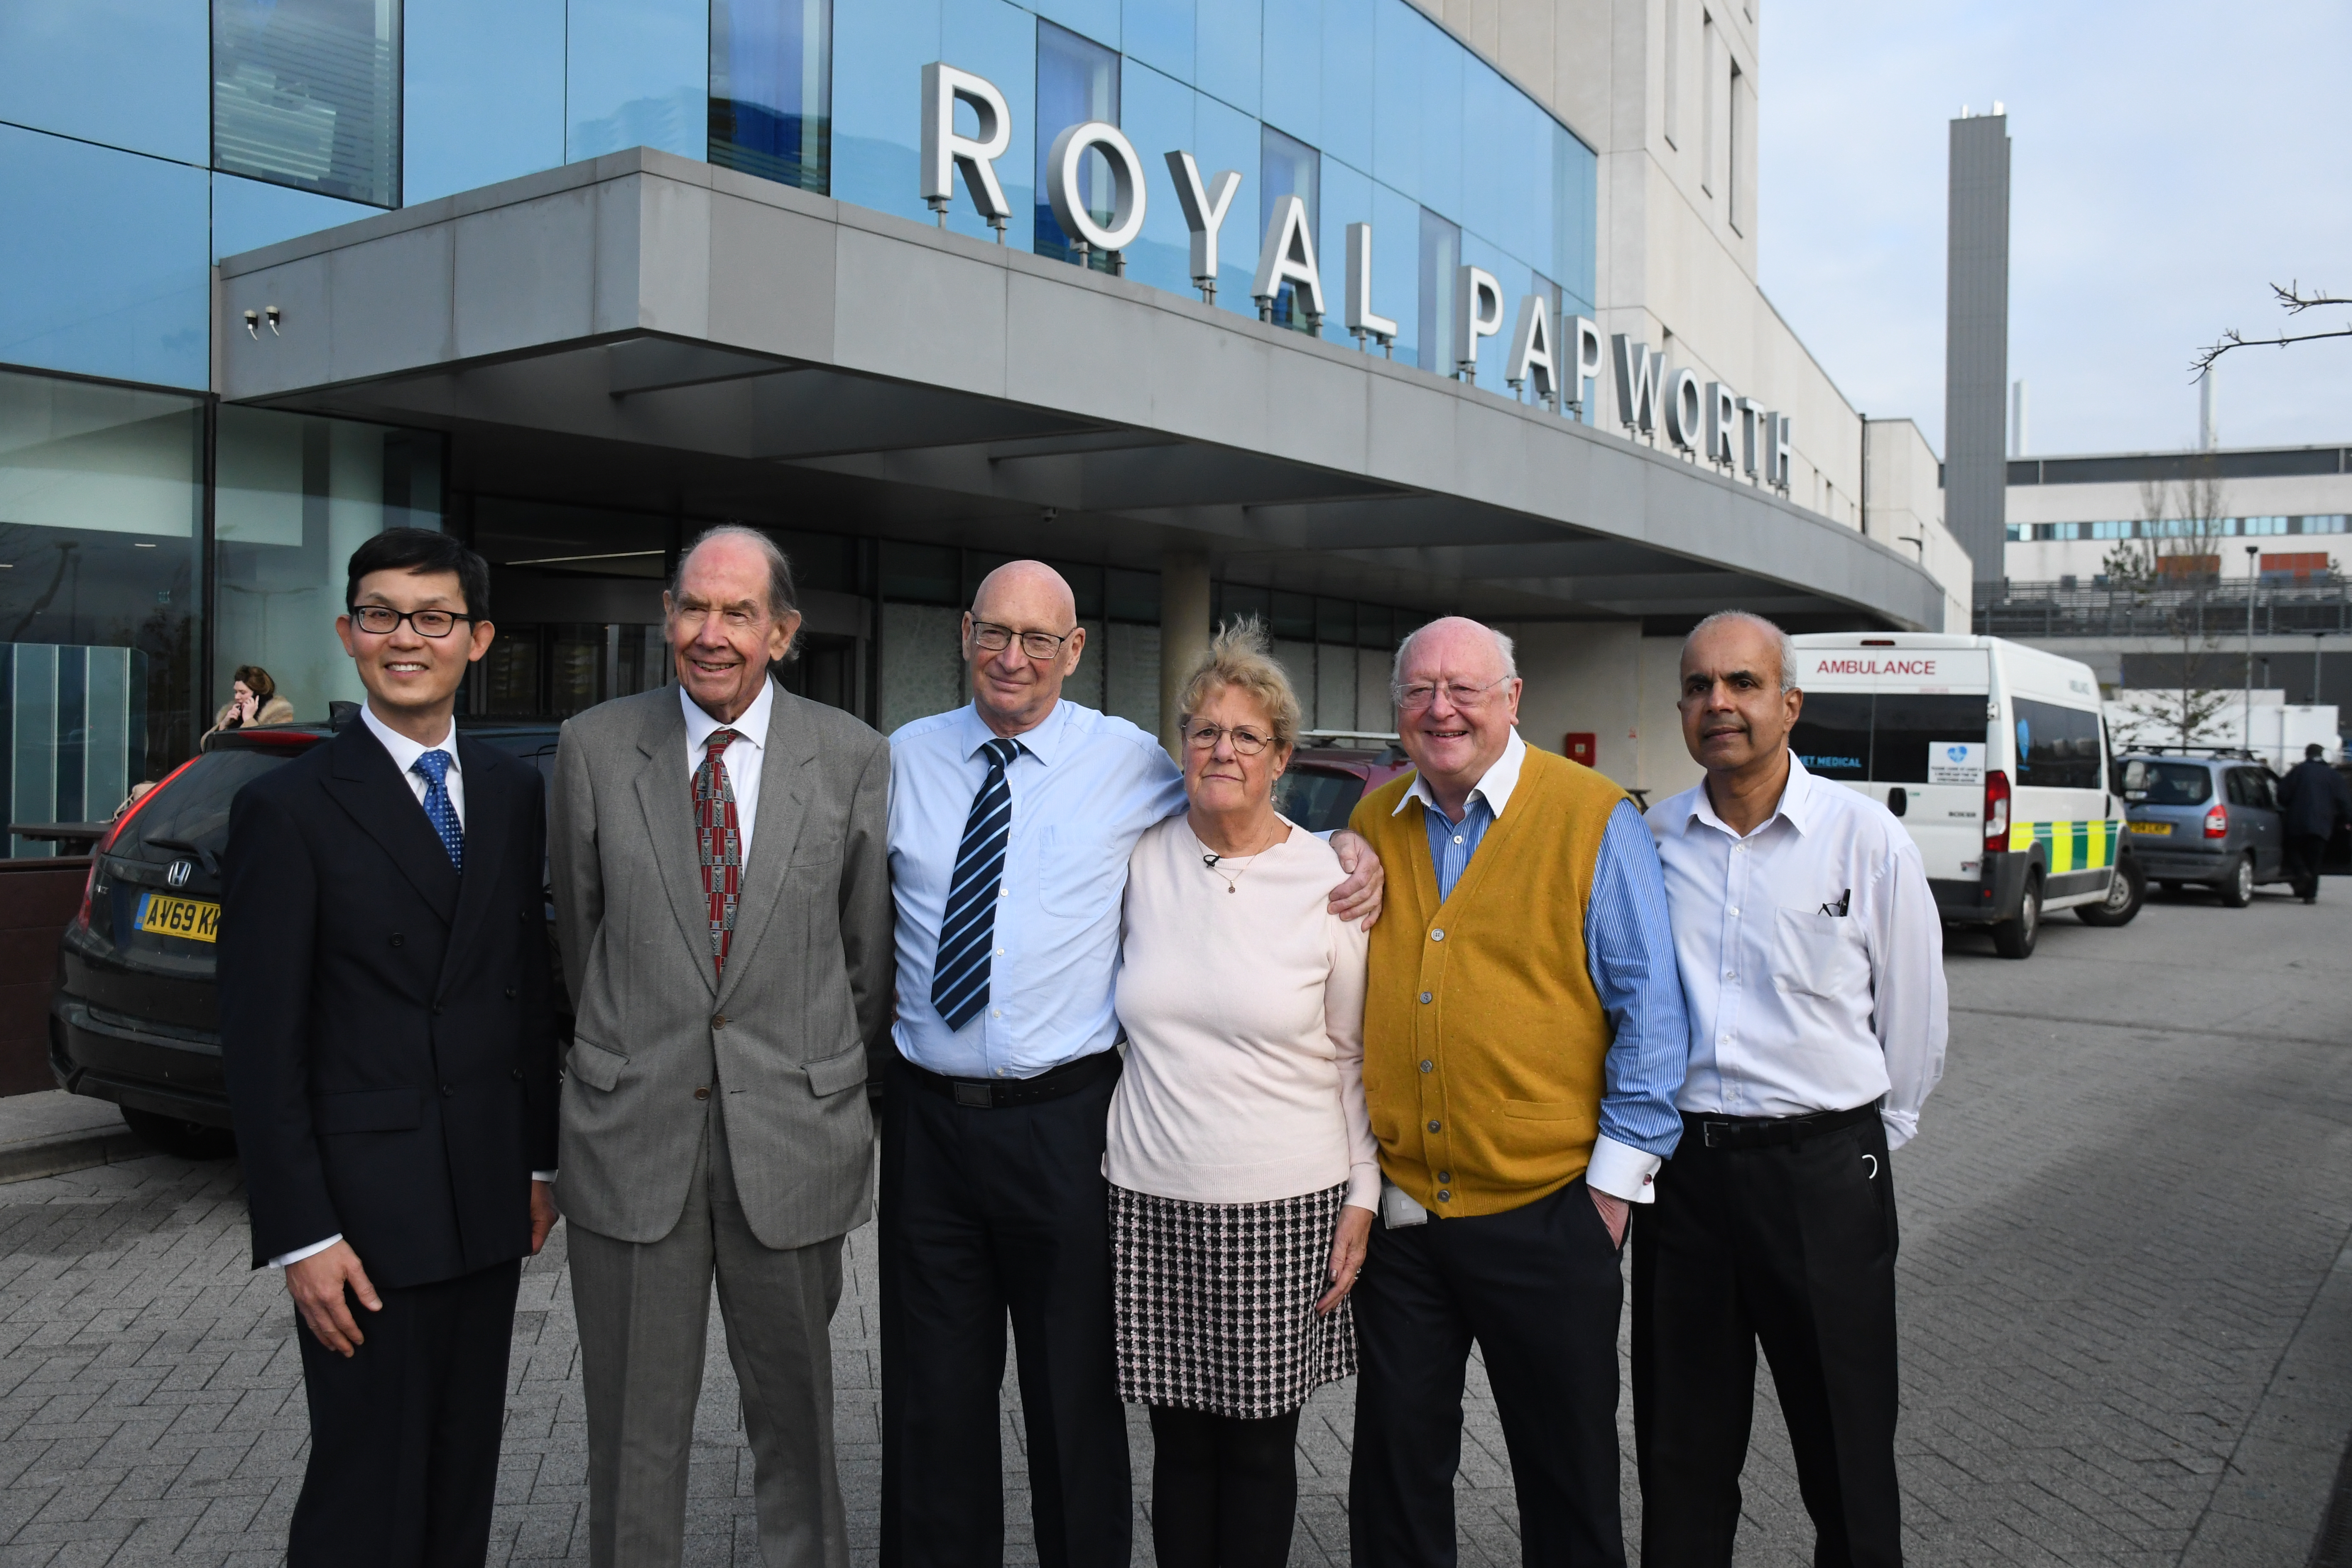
[931,737,1021,1032]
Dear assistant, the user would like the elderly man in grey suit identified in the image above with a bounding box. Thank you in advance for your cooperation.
[551,524,893,1568]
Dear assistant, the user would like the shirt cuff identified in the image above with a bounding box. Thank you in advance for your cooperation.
[1585,1135,1662,1205]
[1879,1110,1917,1151]
[1343,1162,1382,1212]
[531,1171,558,1183]
[269,1234,342,1269]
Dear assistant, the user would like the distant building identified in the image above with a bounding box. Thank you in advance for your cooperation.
[2004,445,2352,587]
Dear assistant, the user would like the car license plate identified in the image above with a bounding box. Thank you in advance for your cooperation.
[2127,821,2171,836]
[137,891,220,943]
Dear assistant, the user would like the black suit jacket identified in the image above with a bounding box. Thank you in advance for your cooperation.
[2278,759,2352,841]
[220,721,560,1287]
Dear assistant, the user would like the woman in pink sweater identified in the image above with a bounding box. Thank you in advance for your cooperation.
[1105,619,1376,1568]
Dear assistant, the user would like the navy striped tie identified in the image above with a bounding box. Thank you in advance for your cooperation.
[931,737,1021,1032]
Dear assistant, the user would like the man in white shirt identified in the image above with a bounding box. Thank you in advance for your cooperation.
[1638,610,1947,1568]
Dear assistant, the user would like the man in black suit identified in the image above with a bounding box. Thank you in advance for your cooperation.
[221,528,560,1567]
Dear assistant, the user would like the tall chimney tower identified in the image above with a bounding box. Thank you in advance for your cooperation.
[1945,108,2012,586]
[2198,367,2219,451]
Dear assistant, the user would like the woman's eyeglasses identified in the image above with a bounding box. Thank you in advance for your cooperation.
[1182,722,1275,756]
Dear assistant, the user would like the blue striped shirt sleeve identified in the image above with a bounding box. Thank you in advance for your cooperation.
[1584,799,1690,1159]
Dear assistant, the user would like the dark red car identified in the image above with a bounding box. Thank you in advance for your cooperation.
[1272,736,1415,833]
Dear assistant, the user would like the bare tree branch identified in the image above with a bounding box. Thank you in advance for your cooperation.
[2191,280,2352,374]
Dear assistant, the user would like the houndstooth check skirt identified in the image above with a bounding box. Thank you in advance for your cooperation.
[1108,1180,1357,1418]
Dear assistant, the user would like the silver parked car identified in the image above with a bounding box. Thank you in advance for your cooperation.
[2118,753,2287,907]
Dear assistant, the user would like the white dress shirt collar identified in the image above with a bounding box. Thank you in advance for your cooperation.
[1674,750,1822,842]
[681,676,774,757]
[360,702,457,778]
[954,697,1066,767]
[1395,725,1528,820]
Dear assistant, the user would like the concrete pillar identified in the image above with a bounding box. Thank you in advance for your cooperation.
[1157,550,1212,757]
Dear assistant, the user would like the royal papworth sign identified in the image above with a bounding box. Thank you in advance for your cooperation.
[920,61,1795,492]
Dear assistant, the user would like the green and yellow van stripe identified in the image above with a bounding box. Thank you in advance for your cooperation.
[2009,819,2118,871]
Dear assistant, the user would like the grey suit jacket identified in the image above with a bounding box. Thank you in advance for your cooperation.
[550,681,893,1249]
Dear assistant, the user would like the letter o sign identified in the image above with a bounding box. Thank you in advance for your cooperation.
[1047,121,1148,253]
[1667,367,1703,452]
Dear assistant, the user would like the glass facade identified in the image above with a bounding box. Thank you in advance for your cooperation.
[215,407,444,727]
[0,370,204,838]
[213,0,403,207]
[0,0,1594,812]
[712,0,833,191]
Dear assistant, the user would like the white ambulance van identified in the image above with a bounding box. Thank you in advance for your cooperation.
[1788,633,2140,958]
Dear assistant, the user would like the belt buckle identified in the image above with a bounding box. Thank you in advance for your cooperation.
[1701,1119,1728,1149]
[953,1082,993,1109]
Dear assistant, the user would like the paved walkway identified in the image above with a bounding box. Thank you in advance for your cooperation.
[3,888,2349,1565]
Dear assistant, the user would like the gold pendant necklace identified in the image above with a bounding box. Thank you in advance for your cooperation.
[1200,823,1282,893]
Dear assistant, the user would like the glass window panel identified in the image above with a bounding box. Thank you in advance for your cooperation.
[212,173,378,263]
[1370,0,1421,201]
[1318,157,1374,344]
[0,0,210,165]
[566,0,707,162]
[1315,597,1354,644]
[1119,64,1200,298]
[1259,125,1320,331]
[881,542,960,605]
[1416,206,1459,376]
[1356,603,1391,649]
[1102,619,1160,731]
[402,0,566,204]
[1195,0,1260,117]
[1194,92,1262,315]
[1219,582,1271,627]
[0,128,210,391]
[1035,20,1122,271]
[216,408,445,728]
[1415,25,1462,221]
[2013,698,2103,791]
[1789,692,1870,780]
[1271,590,1315,641]
[1460,62,1514,255]
[768,529,858,595]
[828,0,940,226]
[1032,0,1120,50]
[1318,0,1375,175]
[213,0,401,207]
[1260,0,1320,144]
[940,0,1038,247]
[1124,0,1195,84]
[1871,694,1989,784]
[1369,180,1420,365]
[1553,121,1597,311]
[879,601,966,732]
[0,368,202,803]
[1105,567,1159,622]
[711,0,833,193]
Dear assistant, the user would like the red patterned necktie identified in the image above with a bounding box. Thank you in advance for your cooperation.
[694,730,745,979]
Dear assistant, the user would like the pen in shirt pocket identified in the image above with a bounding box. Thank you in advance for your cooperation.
[1820,888,1851,917]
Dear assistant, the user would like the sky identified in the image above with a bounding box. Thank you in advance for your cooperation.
[1757,1,2352,460]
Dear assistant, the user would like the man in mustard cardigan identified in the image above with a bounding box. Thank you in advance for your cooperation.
[1346,617,1690,1568]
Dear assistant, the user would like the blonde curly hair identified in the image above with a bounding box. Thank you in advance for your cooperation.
[1176,618,1302,750]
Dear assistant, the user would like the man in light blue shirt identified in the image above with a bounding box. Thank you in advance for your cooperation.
[879,561,1382,1568]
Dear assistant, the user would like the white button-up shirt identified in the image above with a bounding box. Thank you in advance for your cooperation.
[1645,753,1948,1148]
[681,678,773,866]
[361,704,463,828]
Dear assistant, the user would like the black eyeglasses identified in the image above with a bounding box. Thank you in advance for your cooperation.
[969,621,1075,661]
[348,605,475,638]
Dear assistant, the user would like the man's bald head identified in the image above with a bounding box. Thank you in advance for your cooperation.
[965,560,1087,738]
[972,560,1078,630]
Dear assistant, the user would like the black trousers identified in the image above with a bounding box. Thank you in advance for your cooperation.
[1349,1177,1628,1568]
[878,1058,1131,1568]
[1631,1113,1903,1568]
[1147,1405,1302,1568]
[289,1257,522,1568]
[2286,833,2329,900]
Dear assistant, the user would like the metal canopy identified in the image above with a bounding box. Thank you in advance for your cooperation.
[215,149,1945,631]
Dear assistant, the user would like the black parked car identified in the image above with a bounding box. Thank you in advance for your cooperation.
[48,716,566,1159]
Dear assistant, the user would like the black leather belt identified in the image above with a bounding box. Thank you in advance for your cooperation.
[897,1049,1120,1109]
[1688,1102,1877,1151]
